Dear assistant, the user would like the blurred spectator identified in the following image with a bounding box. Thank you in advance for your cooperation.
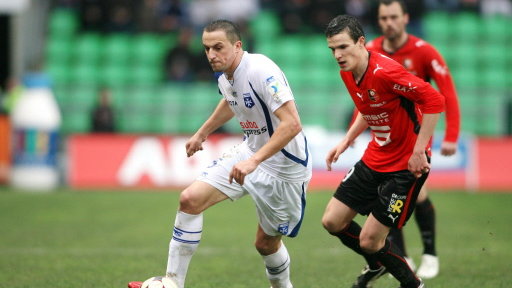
[79,0,137,33]
[424,0,460,12]
[136,0,187,33]
[193,52,217,83]
[459,0,479,12]
[163,27,196,82]
[136,0,161,32]
[79,0,107,32]
[403,0,426,37]
[159,0,187,32]
[276,0,311,34]
[307,0,345,33]
[367,0,425,37]
[106,1,136,33]
[91,87,116,132]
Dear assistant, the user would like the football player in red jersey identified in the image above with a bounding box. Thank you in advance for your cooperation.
[321,15,444,288]
[365,0,461,279]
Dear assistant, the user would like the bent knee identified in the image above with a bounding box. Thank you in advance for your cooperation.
[254,240,280,255]
[321,214,346,233]
[179,188,204,214]
[359,237,383,254]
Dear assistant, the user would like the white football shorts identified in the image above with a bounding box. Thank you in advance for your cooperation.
[197,143,308,237]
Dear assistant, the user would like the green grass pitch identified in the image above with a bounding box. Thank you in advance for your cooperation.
[1,189,511,287]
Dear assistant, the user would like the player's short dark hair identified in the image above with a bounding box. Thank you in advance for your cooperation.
[204,19,242,44]
[379,0,408,14]
[325,15,365,43]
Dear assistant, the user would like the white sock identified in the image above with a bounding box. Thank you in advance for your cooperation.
[263,242,293,288]
[166,211,203,288]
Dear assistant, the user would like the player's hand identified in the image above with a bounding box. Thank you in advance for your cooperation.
[440,141,457,156]
[229,159,259,185]
[408,150,430,178]
[326,141,349,171]
[185,134,205,157]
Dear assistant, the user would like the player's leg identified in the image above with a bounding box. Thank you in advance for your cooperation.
[362,215,421,288]
[322,161,389,287]
[387,227,407,256]
[247,172,307,288]
[415,185,439,279]
[322,198,389,288]
[322,197,376,264]
[255,227,293,288]
[166,180,229,288]
[367,171,428,288]
[387,227,416,272]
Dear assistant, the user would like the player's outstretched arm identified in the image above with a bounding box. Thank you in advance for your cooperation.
[185,99,234,157]
[326,112,368,171]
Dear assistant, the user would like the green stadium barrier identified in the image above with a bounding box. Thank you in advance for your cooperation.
[48,9,78,39]
[102,34,132,65]
[73,33,103,64]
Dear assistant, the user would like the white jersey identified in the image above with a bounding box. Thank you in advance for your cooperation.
[217,52,312,182]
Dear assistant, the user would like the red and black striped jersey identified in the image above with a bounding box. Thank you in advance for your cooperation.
[340,52,444,172]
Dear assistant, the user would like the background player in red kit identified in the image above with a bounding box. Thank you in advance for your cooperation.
[366,0,461,278]
[321,15,444,288]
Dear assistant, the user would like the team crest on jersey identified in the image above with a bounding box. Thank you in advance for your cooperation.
[368,89,379,102]
[403,58,413,70]
[278,222,289,235]
[243,93,255,108]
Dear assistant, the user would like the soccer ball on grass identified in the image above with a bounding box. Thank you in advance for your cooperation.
[141,276,178,288]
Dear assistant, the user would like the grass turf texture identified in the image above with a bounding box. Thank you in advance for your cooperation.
[1,189,511,288]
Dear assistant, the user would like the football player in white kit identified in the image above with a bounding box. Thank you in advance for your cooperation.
[133,20,312,288]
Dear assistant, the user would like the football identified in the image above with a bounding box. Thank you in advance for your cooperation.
[141,276,178,288]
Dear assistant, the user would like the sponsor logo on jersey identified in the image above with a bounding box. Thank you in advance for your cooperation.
[370,101,387,107]
[265,75,286,102]
[227,100,238,106]
[431,59,448,76]
[403,58,413,70]
[368,89,379,102]
[393,83,417,93]
[243,93,255,108]
[240,120,259,129]
[242,126,268,136]
[362,112,389,123]
[240,120,268,135]
[387,193,407,219]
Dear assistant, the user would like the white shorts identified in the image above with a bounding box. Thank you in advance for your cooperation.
[197,144,308,237]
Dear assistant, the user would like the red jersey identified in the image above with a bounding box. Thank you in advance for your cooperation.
[366,35,460,143]
[340,52,444,172]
